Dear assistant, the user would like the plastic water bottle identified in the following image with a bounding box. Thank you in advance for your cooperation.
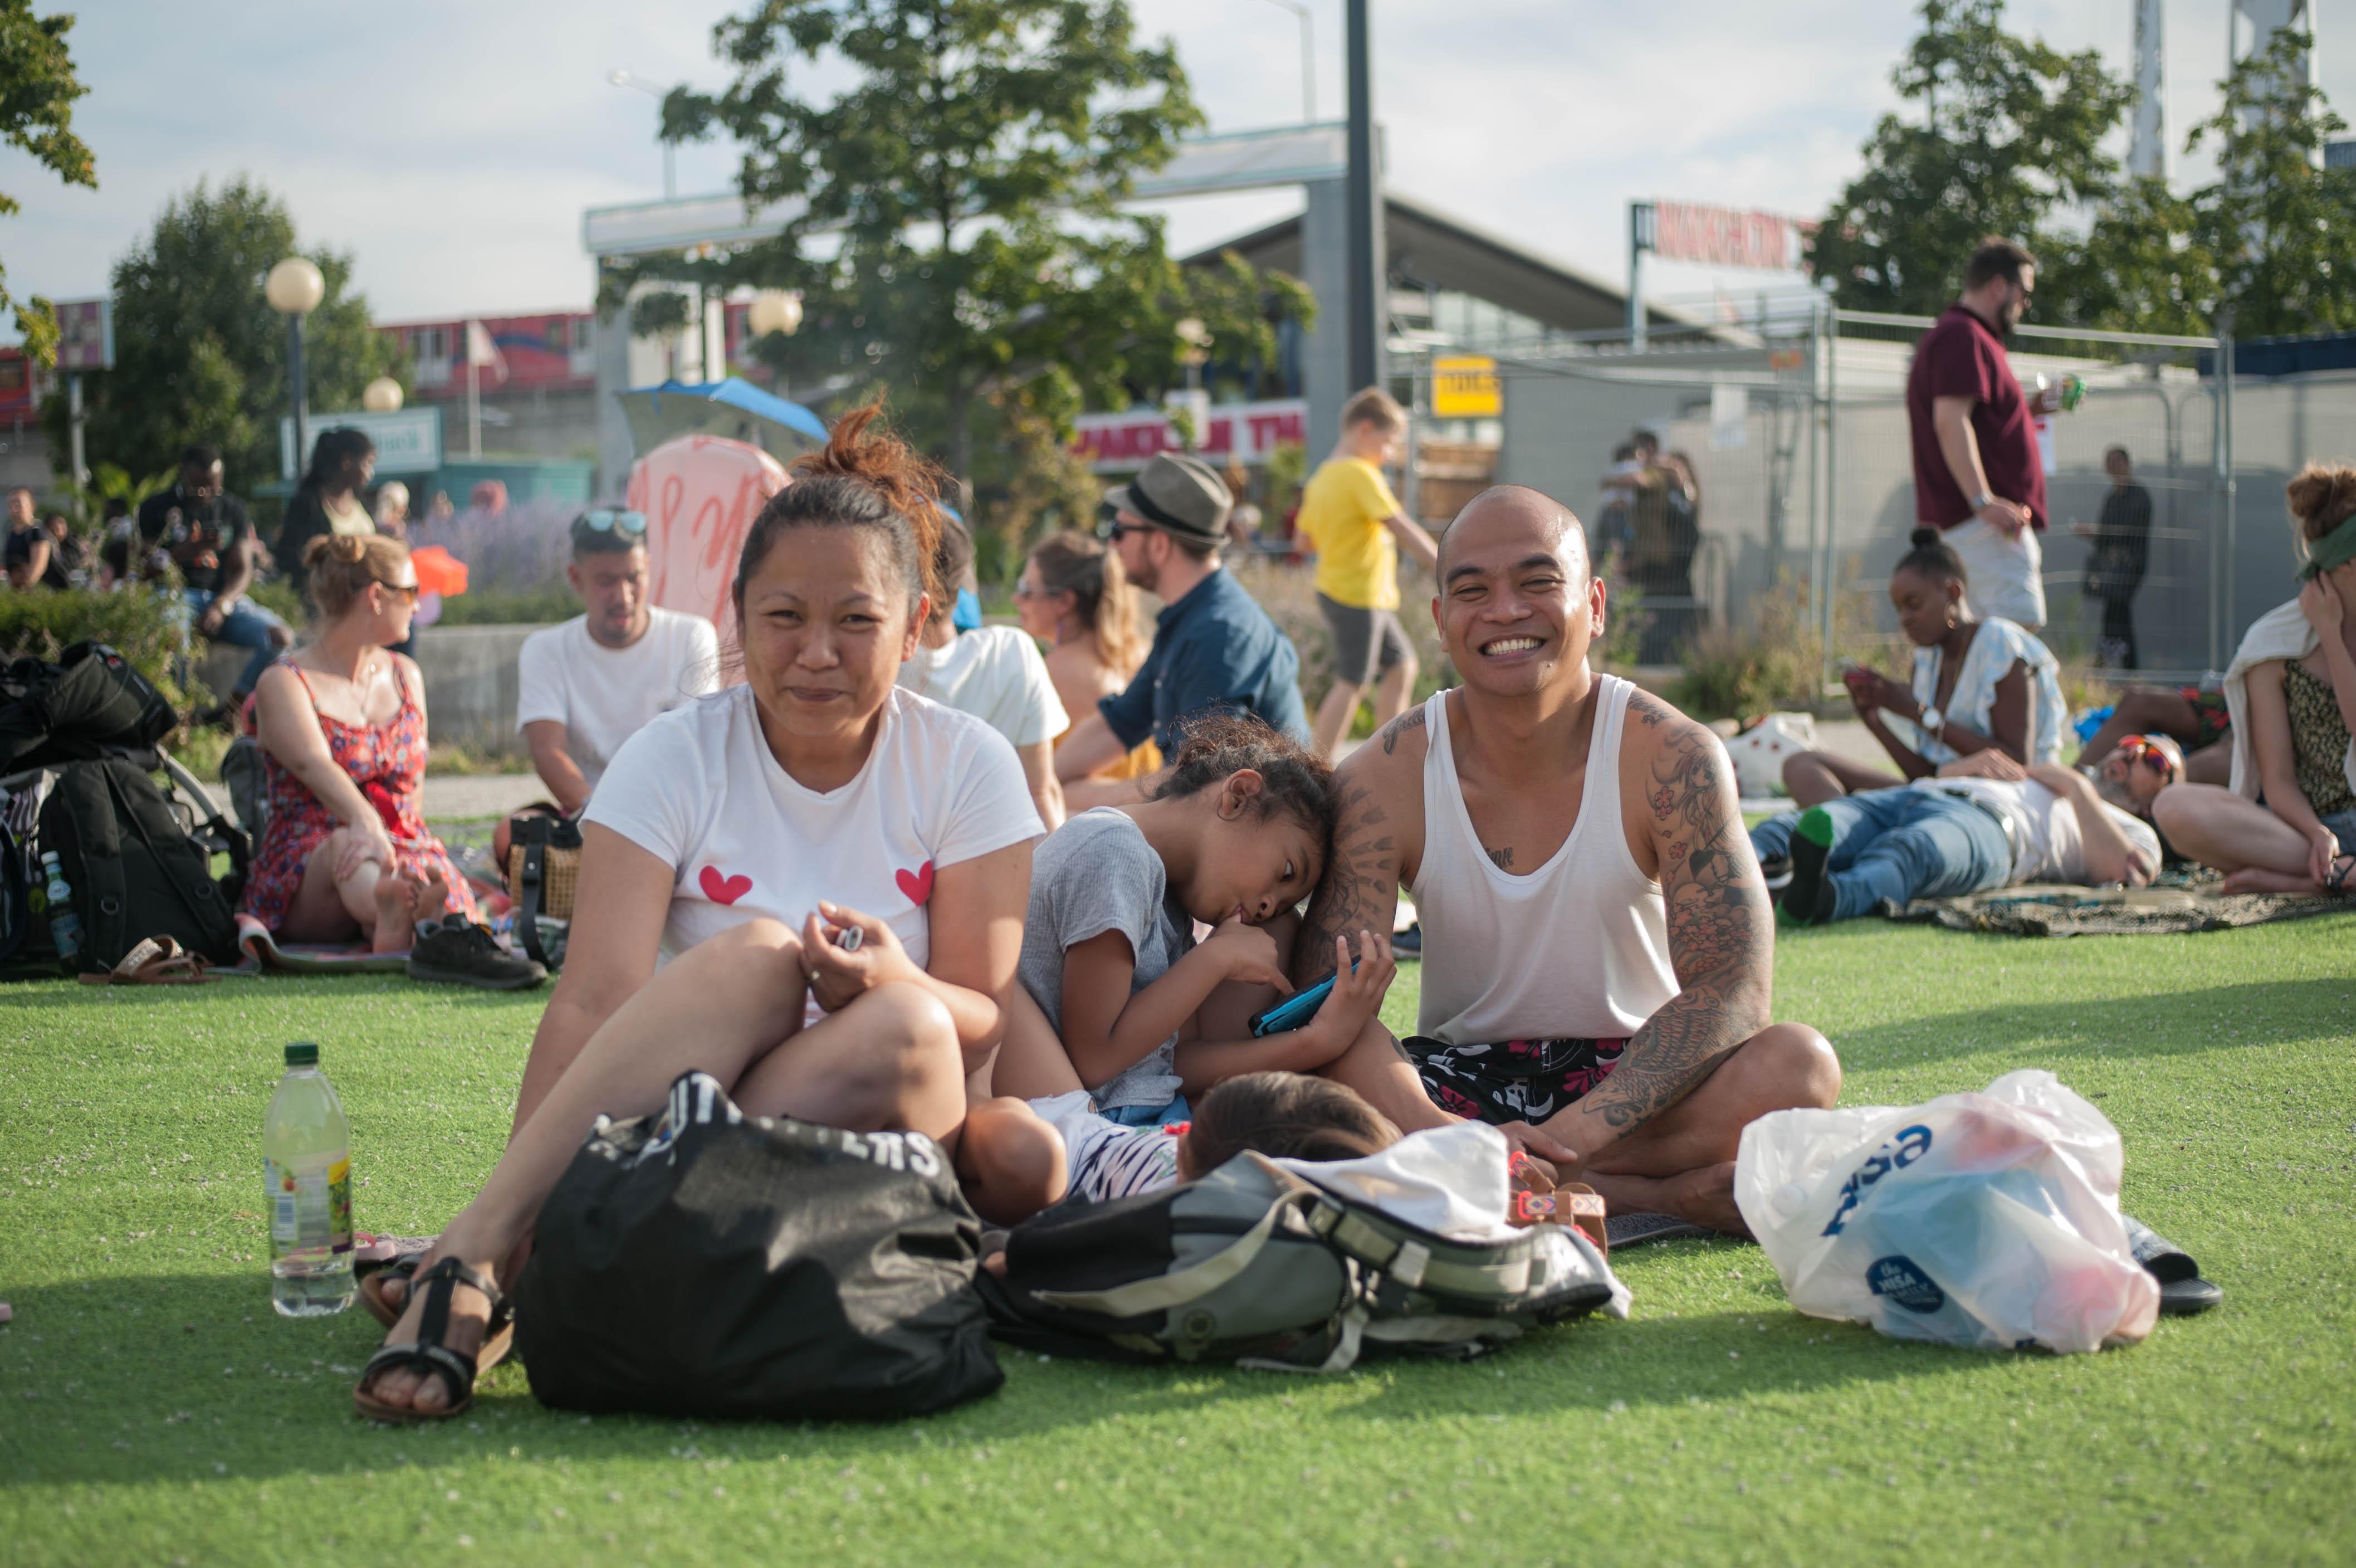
[263,1042,355,1317]
[38,853,81,967]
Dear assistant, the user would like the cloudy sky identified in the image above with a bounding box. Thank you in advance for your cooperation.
[8,0,2354,331]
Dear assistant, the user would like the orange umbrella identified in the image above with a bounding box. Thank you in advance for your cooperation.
[410,545,469,597]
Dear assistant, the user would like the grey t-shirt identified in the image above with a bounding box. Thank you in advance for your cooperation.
[1015,808,1191,1111]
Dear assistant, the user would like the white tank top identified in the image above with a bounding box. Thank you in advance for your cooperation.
[1410,675,1679,1044]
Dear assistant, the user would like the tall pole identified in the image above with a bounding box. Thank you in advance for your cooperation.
[287,315,310,483]
[1343,0,1379,393]
[468,353,483,460]
[66,372,86,487]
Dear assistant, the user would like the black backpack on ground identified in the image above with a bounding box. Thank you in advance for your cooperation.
[1,753,247,974]
[0,642,178,771]
[515,1071,1004,1421]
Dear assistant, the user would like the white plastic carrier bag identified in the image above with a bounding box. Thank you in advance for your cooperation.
[1732,1069,2159,1354]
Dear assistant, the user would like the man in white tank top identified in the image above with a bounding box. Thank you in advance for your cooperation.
[1293,486,1840,1234]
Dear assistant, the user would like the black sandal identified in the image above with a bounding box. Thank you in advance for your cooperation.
[359,1252,517,1373]
[2326,854,2354,896]
[353,1258,505,1424]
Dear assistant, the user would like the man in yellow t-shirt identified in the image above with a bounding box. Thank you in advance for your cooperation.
[1298,387,1440,758]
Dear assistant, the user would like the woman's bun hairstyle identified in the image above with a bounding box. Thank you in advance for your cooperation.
[306,532,412,618]
[2287,464,2356,544]
[1895,526,1968,589]
[735,402,948,617]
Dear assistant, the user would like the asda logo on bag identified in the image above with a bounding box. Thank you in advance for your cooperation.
[1820,1124,1933,1236]
[1865,1254,1946,1313]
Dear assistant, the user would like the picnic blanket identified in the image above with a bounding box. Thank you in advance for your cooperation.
[1891,877,2345,937]
[233,912,409,973]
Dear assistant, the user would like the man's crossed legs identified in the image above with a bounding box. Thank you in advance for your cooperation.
[1752,788,2012,926]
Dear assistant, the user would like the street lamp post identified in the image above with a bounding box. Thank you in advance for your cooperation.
[608,69,680,201]
[266,257,326,480]
[1249,0,1317,123]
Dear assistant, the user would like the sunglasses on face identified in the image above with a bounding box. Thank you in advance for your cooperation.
[572,509,649,547]
[1097,519,1151,543]
[1011,582,1062,599]
[377,580,421,604]
[2118,734,2176,781]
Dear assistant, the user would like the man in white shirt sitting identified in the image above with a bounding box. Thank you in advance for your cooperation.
[506,510,720,850]
[1753,743,2162,925]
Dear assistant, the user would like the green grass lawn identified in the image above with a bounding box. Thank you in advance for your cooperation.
[3,916,2353,1566]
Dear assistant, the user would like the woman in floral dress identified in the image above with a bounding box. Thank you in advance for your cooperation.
[241,534,477,952]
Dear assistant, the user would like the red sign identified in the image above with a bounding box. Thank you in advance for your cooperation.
[1071,398,1307,471]
[1648,202,1817,271]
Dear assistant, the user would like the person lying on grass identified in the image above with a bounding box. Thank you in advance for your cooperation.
[964,720,1405,1219]
[2154,465,2356,897]
[1290,485,1839,1237]
[1752,744,2161,927]
[356,407,1047,1422]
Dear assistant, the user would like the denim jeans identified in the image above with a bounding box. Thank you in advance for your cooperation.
[180,588,290,695]
[1751,787,2013,921]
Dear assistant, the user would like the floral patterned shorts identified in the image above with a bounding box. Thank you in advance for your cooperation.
[1407,1035,1629,1126]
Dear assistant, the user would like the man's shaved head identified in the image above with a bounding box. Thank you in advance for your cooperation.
[1438,485,1587,580]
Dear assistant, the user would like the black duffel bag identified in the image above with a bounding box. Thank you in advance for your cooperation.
[515,1071,1003,1422]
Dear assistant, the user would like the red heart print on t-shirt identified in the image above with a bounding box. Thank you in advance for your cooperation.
[895,860,935,906]
[698,865,752,906]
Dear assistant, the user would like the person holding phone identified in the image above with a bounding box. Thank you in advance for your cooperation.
[1779,529,2067,808]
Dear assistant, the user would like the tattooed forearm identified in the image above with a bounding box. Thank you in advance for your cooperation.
[1293,779,1402,986]
[1578,720,1773,1136]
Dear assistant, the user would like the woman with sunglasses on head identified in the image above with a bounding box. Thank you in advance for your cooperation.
[2155,466,2356,895]
[242,536,510,966]
[1012,530,1160,784]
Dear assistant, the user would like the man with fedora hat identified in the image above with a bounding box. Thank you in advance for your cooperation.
[1055,451,1308,808]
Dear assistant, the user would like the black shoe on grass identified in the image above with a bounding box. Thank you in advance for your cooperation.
[407,915,548,991]
[1777,807,1839,927]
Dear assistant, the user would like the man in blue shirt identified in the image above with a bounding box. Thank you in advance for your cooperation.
[1055,452,1308,808]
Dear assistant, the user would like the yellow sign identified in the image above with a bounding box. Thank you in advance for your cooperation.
[1432,355,1502,418]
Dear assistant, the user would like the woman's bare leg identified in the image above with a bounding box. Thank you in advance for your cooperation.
[2184,741,2231,787]
[278,831,384,945]
[2076,687,2202,765]
[2152,784,2316,883]
[1783,751,1904,808]
[361,920,969,1416]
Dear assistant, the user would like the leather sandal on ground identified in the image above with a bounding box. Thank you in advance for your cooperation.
[358,1254,516,1373]
[2327,854,2354,896]
[76,936,216,985]
[353,1258,506,1424]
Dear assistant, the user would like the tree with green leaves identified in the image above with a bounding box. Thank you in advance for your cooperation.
[0,1,96,367]
[637,0,1308,494]
[1807,0,2130,315]
[2188,28,2356,339]
[39,178,404,496]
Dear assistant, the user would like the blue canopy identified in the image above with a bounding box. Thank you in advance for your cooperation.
[617,377,829,464]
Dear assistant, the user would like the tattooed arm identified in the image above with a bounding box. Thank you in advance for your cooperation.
[1291,707,1427,988]
[1542,704,1773,1158]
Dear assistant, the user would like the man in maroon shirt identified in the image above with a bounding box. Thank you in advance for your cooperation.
[1905,238,2061,631]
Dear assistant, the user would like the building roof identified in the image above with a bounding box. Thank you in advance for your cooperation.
[1182,190,1692,334]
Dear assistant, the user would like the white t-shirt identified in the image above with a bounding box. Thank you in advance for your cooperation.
[1923,777,2161,885]
[1029,1090,1184,1203]
[584,683,1043,968]
[896,626,1068,749]
[516,607,721,791]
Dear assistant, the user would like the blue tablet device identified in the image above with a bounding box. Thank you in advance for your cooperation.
[1247,956,1357,1037]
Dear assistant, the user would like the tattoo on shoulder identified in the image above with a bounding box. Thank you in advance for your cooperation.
[1624,688,1675,727]
[1379,704,1429,755]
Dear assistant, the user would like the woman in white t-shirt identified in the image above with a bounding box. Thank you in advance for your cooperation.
[357,407,1043,1423]
[896,512,1068,829]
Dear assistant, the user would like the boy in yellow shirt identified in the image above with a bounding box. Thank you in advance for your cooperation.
[1297,387,1439,758]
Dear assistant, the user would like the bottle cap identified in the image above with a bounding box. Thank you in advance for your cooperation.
[284,1041,320,1067]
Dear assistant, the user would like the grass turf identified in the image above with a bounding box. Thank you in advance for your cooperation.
[3,915,2353,1567]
